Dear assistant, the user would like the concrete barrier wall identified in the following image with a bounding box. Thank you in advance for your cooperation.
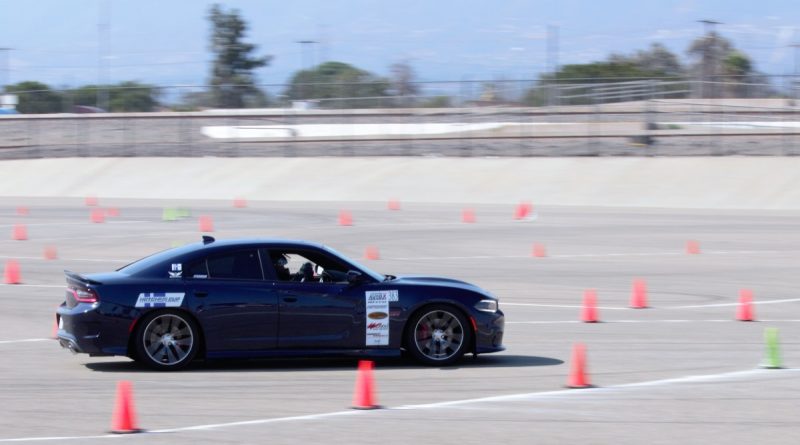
[1,157,798,209]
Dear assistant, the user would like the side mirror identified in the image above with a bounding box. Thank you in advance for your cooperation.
[347,270,364,285]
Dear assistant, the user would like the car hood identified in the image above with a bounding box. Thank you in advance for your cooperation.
[391,275,491,295]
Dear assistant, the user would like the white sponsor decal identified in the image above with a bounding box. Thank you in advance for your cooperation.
[135,292,185,308]
[168,263,183,278]
[365,290,394,346]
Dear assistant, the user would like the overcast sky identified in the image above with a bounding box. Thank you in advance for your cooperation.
[2,0,800,88]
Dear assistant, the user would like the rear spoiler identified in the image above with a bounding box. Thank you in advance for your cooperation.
[64,270,102,286]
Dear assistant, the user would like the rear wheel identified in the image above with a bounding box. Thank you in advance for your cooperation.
[134,310,198,371]
[406,305,471,366]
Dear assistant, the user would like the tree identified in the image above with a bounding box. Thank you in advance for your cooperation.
[4,81,63,113]
[68,82,160,112]
[628,43,683,77]
[389,61,419,106]
[686,31,755,97]
[208,4,271,108]
[285,61,390,108]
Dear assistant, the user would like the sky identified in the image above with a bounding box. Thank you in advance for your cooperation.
[2,0,800,90]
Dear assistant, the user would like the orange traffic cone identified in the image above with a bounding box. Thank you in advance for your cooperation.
[566,343,592,388]
[630,279,648,309]
[233,197,247,208]
[581,289,599,323]
[90,209,105,223]
[339,210,353,226]
[364,246,380,260]
[352,360,380,409]
[531,243,547,258]
[462,208,476,223]
[387,199,401,211]
[686,240,700,254]
[110,381,142,434]
[44,245,58,260]
[199,215,214,232]
[12,223,27,240]
[3,260,21,284]
[514,201,533,220]
[736,289,755,322]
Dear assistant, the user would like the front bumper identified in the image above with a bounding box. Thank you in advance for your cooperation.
[473,309,505,354]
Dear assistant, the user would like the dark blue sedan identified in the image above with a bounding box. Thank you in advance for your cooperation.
[56,237,505,370]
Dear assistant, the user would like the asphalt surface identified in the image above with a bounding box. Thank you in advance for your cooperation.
[0,198,798,444]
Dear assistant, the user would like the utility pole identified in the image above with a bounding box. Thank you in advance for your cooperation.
[0,47,11,92]
[791,43,800,101]
[97,0,111,110]
[546,24,559,106]
[296,40,317,101]
[697,20,721,98]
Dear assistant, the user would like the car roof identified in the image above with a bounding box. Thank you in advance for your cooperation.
[117,238,333,276]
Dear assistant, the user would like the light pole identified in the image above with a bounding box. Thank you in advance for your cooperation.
[0,47,11,92]
[697,20,722,98]
[296,40,317,101]
[791,43,800,101]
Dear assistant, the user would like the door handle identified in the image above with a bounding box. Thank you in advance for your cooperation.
[283,297,297,303]
[194,291,208,298]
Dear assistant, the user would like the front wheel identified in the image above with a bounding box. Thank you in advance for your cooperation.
[134,310,199,371]
[406,305,472,366]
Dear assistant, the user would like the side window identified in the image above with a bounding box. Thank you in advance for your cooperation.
[205,250,264,280]
[186,260,209,279]
[266,249,351,283]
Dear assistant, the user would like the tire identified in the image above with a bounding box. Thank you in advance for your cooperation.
[406,304,472,366]
[134,310,199,371]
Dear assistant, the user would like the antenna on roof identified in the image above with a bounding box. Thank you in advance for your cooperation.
[202,235,215,244]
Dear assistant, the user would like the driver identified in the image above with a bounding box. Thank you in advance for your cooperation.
[273,254,292,281]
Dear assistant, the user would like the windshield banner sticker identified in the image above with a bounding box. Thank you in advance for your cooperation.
[135,292,185,308]
[366,290,394,346]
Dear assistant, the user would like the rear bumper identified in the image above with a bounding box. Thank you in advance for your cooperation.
[56,303,129,356]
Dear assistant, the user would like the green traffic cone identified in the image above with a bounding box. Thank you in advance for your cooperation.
[162,207,177,222]
[760,327,783,369]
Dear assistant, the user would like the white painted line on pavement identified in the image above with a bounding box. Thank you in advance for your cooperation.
[504,297,800,311]
[0,338,51,345]
[0,368,797,442]
[506,319,800,324]
[673,298,800,308]
[0,284,64,288]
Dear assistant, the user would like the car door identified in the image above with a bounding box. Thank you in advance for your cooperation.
[185,248,279,354]
[265,248,366,350]
[275,280,366,350]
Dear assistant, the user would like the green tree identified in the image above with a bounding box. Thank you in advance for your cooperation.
[68,82,160,112]
[208,4,271,108]
[525,44,687,106]
[686,31,755,97]
[285,61,390,108]
[4,81,63,113]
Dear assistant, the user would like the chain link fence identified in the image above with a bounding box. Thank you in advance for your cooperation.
[1,76,799,159]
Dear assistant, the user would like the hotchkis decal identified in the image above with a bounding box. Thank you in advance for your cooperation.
[168,263,182,278]
[135,292,185,308]
[366,290,395,346]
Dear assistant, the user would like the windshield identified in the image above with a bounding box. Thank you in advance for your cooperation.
[321,244,384,282]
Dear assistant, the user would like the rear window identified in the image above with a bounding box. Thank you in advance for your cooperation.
[191,249,263,280]
[117,245,196,276]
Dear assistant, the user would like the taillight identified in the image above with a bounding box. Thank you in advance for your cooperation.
[68,287,99,303]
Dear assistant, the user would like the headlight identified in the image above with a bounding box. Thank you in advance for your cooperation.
[475,299,498,313]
